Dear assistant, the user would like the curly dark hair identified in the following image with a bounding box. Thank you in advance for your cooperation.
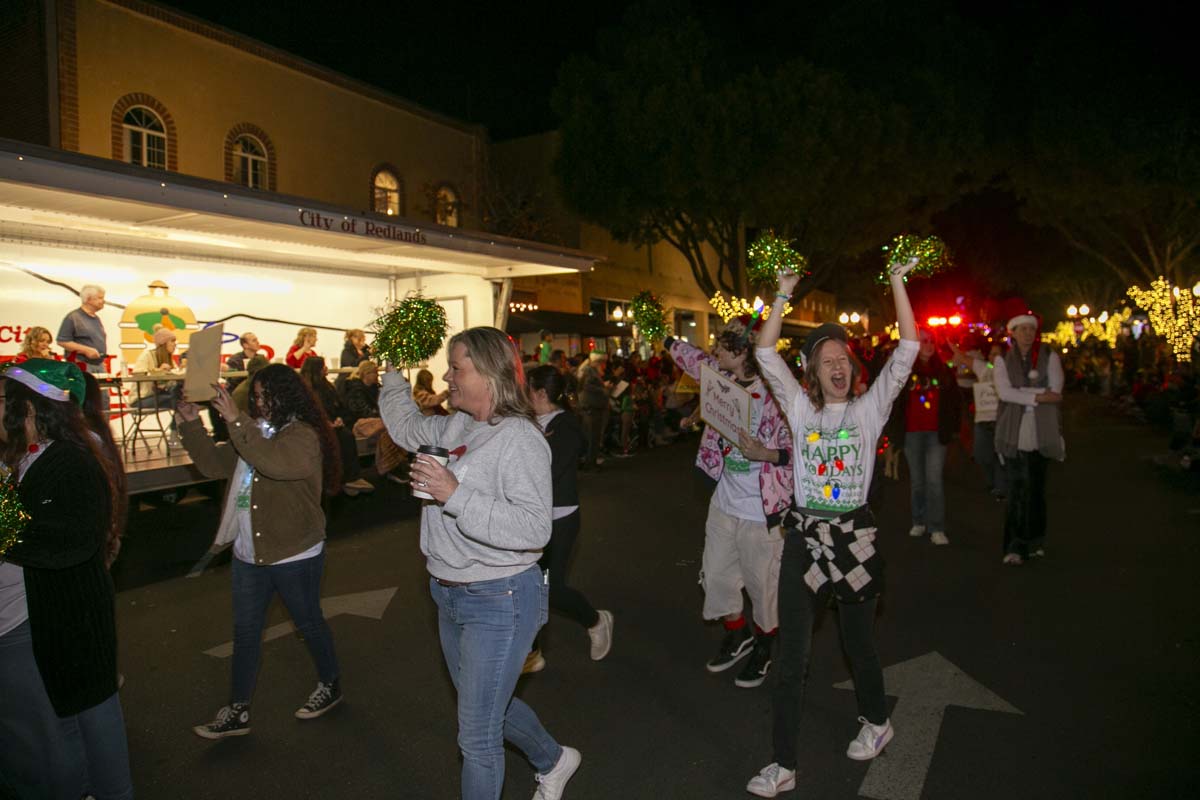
[248,364,342,495]
[2,379,118,539]
[716,328,760,378]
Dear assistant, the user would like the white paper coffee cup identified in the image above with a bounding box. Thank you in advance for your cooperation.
[412,445,450,500]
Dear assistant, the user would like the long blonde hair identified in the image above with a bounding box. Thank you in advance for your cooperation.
[350,360,378,381]
[293,327,317,348]
[448,327,536,425]
[18,326,52,358]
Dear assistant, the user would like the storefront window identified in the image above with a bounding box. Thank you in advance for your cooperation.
[123,107,167,170]
[234,135,267,190]
[373,170,400,216]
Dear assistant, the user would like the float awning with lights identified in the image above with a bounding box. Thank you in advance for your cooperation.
[0,138,599,282]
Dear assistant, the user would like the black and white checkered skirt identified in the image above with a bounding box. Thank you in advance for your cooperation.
[782,505,884,603]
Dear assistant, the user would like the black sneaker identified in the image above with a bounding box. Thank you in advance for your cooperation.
[734,638,773,688]
[295,679,343,719]
[193,703,251,740]
[706,626,755,673]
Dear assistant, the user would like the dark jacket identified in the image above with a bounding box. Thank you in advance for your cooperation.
[9,441,117,716]
[545,410,586,508]
[340,342,370,370]
[343,378,380,428]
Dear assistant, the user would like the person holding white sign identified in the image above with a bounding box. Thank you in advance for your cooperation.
[745,257,919,798]
[666,315,794,691]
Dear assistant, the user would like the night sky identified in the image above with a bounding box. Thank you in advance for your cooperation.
[158,0,1198,141]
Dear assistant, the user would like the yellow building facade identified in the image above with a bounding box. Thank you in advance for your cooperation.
[7,0,482,227]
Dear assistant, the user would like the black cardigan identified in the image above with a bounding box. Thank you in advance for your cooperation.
[546,411,586,508]
[8,440,117,716]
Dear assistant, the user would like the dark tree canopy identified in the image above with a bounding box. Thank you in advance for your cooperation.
[552,1,983,300]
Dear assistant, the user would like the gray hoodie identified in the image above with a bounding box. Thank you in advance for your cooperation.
[380,371,552,583]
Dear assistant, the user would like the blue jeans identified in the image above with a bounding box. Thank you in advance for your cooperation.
[972,421,1006,495]
[905,430,947,532]
[0,620,132,800]
[431,566,561,800]
[231,552,340,704]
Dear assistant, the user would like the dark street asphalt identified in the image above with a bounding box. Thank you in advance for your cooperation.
[108,395,1200,799]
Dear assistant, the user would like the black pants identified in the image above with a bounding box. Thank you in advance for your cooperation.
[772,531,886,769]
[536,511,599,629]
[1004,451,1047,556]
[334,425,362,483]
[579,407,609,466]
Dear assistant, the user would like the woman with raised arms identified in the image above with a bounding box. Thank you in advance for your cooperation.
[745,256,920,798]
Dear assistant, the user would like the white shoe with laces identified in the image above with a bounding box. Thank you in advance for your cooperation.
[846,716,893,760]
[746,763,796,797]
[908,525,926,538]
[930,531,949,546]
[533,746,581,800]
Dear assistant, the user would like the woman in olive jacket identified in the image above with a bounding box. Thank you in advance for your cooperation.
[176,364,344,740]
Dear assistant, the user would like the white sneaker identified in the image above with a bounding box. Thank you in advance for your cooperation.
[930,531,949,546]
[1002,553,1024,566]
[746,763,796,797]
[588,610,614,661]
[908,525,926,538]
[847,716,893,760]
[533,746,581,800]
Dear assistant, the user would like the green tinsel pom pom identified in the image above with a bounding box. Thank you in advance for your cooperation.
[630,291,669,342]
[370,293,449,368]
[877,234,954,283]
[747,231,810,289]
[0,474,28,557]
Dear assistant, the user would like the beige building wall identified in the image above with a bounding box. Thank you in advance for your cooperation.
[70,0,482,226]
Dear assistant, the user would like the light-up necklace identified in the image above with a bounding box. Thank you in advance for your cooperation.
[910,373,941,410]
[805,401,853,501]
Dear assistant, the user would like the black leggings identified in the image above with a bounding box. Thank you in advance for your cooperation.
[537,511,599,630]
[772,531,886,769]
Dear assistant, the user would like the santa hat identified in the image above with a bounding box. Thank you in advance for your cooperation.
[1005,308,1044,370]
[3,358,86,406]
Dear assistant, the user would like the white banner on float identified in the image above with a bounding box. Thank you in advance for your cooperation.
[0,244,473,392]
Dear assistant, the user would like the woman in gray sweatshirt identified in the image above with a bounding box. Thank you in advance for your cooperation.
[380,326,581,800]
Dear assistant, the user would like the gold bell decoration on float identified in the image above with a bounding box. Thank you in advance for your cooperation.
[118,280,201,362]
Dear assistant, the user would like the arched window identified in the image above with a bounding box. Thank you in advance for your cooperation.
[223,124,276,191]
[436,184,460,228]
[373,169,401,216]
[123,107,167,170]
[234,135,268,190]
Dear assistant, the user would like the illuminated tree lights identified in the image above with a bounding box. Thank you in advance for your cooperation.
[709,293,793,323]
[629,291,669,342]
[1127,277,1200,362]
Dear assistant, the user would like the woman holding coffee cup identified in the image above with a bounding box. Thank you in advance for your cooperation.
[380,327,581,800]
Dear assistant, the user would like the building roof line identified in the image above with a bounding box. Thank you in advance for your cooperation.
[104,0,486,137]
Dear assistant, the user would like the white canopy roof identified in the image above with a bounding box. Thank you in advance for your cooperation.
[0,139,598,281]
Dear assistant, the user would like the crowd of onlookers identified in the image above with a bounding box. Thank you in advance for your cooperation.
[520,344,706,469]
